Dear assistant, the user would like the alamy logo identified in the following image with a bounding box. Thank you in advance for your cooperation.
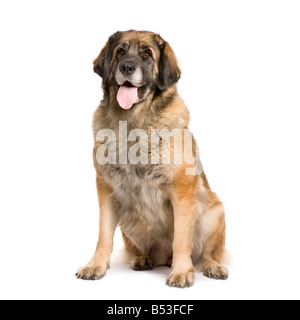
[96,121,203,175]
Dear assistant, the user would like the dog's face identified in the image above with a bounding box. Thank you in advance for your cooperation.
[93,30,181,110]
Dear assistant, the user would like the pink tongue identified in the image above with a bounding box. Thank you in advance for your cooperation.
[117,86,138,110]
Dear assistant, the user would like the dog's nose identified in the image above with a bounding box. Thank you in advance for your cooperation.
[119,62,136,75]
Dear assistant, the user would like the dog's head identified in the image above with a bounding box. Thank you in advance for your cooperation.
[93,30,181,110]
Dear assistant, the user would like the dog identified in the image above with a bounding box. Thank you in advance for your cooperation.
[76,30,228,287]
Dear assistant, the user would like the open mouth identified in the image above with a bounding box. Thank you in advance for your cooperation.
[121,81,147,99]
[117,81,147,110]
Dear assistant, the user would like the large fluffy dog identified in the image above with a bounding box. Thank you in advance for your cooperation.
[76,30,228,287]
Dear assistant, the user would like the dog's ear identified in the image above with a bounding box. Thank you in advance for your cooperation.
[157,41,181,91]
[93,32,120,83]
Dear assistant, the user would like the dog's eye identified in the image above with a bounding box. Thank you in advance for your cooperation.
[144,49,152,57]
[117,48,125,55]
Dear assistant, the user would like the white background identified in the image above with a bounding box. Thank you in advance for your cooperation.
[0,0,300,300]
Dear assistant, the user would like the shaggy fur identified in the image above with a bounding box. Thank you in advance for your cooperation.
[76,30,228,287]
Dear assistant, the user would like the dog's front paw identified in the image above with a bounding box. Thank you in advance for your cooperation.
[76,265,107,281]
[166,269,194,288]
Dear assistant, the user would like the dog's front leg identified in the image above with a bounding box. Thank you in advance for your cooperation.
[166,172,200,288]
[76,176,118,280]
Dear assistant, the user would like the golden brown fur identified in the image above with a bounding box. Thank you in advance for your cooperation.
[76,30,228,287]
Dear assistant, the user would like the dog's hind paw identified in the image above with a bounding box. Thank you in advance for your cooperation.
[130,256,154,271]
[203,265,228,280]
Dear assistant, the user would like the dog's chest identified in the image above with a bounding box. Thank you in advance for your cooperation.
[103,163,173,226]
[107,164,169,205]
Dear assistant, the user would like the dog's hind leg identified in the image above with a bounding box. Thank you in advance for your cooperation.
[121,230,155,271]
[198,204,229,280]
